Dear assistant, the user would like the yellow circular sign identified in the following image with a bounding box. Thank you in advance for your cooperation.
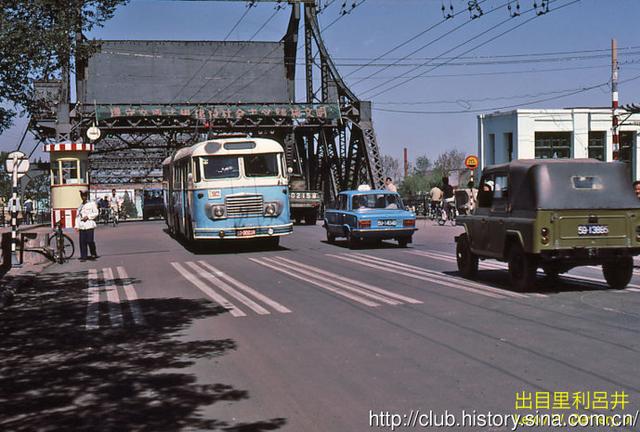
[465,155,479,169]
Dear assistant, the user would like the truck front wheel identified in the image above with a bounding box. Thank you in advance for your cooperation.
[603,257,633,290]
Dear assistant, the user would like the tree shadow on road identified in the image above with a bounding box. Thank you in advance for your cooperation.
[0,271,286,431]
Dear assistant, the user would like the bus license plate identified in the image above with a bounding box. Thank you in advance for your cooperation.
[577,224,608,236]
[237,229,256,237]
[379,220,397,226]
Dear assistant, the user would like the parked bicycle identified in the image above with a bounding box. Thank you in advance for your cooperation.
[46,222,75,263]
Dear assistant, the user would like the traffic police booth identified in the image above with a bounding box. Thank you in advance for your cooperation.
[44,141,94,228]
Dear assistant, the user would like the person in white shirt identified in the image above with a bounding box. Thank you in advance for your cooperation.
[76,190,99,261]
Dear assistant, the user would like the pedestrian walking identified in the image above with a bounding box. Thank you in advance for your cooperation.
[23,197,34,225]
[76,190,99,262]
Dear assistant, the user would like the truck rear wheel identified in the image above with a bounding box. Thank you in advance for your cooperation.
[603,257,633,290]
[508,242,538,292]
[456,234,478,279]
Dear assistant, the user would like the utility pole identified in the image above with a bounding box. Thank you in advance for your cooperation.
[612,38,619,161]
[403,147,409,178]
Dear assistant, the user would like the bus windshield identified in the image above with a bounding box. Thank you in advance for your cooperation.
[201,156,240,180]
[244,154,279,177]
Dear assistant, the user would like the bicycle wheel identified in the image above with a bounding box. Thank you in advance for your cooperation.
[49,233,75,260]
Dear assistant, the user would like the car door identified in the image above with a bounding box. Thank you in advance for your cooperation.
[487,173,509,257]
[470,174,493,252]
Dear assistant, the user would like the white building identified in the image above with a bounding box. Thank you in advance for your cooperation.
[477,108,640,180]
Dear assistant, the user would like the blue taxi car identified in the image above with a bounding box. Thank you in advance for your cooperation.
[323,187,417,248]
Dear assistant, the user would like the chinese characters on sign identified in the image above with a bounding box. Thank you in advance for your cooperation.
[515,391,629,411]
[95,104,341,121]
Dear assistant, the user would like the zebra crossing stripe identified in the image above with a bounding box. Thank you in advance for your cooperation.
[116,266,146,326]
[86,269,100,330]
[197,261,291,314]
[171,262,246,317]
[103,268,124,327]
[250,257,381,307]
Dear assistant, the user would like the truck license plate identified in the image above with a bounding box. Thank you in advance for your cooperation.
[379,220,397,226]
[237,229,256,237]
[577,224,608,236]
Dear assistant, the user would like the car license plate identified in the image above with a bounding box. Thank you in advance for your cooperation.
[379,220,397,226]
[577,224,608,236]
[237,229,256,237]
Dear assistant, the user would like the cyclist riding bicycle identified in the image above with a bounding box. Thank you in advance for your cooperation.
[441,177,455,221]
[429,185,443,217]
[108,189,123,225]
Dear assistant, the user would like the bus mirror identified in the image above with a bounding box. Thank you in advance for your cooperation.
[187,173,193,183]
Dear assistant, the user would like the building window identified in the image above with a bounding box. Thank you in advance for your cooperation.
[487,134,495,165]
[619,131,634,164]
[535,132,572,159]
[504,132,513,161]
[588,131,605,161]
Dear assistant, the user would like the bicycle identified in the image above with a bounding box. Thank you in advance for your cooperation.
[46,222,75,264]
[428,201,443,221]
[437,200,457,226]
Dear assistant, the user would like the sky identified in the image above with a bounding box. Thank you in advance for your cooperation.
[2,0,639,166]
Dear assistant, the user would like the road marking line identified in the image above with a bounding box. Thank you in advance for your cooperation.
[273,256,422,304]
[410,249,505,270]
[116,266,146,326]
[197,261,291,314]
[351,252,528,299]
[326,253,505,299]
[185,262,270,315]
[413,249,640,291]
[86,269,100,330]
[250,257,380,307]
[270,257,402,305]
[172,262,246,317]
[103,267,123,327]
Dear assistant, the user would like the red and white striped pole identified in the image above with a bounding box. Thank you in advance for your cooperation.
[612,38,619,161]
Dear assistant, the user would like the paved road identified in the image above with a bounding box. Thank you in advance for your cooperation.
[2,219,640,431]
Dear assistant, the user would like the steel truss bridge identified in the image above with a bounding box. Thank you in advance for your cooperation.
[32,1,384,199]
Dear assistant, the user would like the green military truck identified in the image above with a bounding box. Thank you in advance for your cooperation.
[455,159,640,291]
[289,175,322,225]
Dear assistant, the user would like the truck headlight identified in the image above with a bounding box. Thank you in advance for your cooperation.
[264,202,281,217]
[212,205,226,219]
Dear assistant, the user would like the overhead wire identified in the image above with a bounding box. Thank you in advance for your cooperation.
[350,0,511,88]
[169,2,256,103]
[186,4,283,101]
[363,0,582,99]
[372,71,640,115]
[343,0,489,80]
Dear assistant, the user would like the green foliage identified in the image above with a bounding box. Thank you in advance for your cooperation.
[399,150,466,197]
[0,0,128,133]
[24,172,50,209]
[121,191,137,218]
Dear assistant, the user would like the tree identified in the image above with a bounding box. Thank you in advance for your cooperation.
[381,154,401,182]
[398,174,430,197]
[413,155,432,176]
[433,149,466,176]
[0,0,128,133]
[121,191,137,218]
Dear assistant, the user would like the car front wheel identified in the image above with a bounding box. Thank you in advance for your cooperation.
[508,242,538,292]
[326,229,336,244]
[398,237,410,248]
[603,257,633,290]
[346,230,359,249]
[456,234,478,279]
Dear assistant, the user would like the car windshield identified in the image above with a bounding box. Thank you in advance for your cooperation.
[244,153,279,177]
[352,193,404,210]
[201,156,240,180]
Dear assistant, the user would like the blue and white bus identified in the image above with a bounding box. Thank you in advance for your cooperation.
[163,137,293,246]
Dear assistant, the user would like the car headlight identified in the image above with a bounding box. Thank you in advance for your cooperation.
[212,205,226,219]
[264,201,282,217]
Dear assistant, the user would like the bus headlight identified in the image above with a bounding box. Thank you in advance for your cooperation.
[212,205,226,219]
[264,202,281,217]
